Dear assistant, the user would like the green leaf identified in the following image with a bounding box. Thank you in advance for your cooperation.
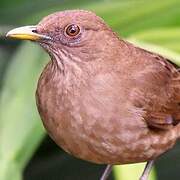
[129,27,180,53]
[0,42,47,176]
[0,158,21,180]
[82,0,180,36]
[114,163,156,180]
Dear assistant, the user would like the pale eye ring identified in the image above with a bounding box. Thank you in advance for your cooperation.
[65,24,80,37]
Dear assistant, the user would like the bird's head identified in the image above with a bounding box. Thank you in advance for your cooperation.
[7,10,120,65]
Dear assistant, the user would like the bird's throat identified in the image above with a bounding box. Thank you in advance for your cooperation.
[49,49,83,78]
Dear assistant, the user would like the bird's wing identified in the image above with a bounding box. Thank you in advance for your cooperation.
[129,49,180,130]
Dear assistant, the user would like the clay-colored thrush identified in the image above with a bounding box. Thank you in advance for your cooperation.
[6,10,180,180]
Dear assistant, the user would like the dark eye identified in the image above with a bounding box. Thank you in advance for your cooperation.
[65,24,80,37]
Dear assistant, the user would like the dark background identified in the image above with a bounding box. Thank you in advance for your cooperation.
[24,136,180,180]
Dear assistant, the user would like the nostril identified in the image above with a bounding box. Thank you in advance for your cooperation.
[32,29,38,33]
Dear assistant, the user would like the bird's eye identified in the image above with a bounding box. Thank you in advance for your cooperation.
[65,24,80,37]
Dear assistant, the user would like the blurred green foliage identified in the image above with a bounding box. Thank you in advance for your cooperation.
[0,0,180,180]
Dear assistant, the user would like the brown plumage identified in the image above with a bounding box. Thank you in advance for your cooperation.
[6,10,180,180]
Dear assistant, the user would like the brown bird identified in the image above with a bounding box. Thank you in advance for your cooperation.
[6,10,180,180]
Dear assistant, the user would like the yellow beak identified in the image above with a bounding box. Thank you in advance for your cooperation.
[6,26,51,41]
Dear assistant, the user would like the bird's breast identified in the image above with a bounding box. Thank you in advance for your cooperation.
[36,68,177,164]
